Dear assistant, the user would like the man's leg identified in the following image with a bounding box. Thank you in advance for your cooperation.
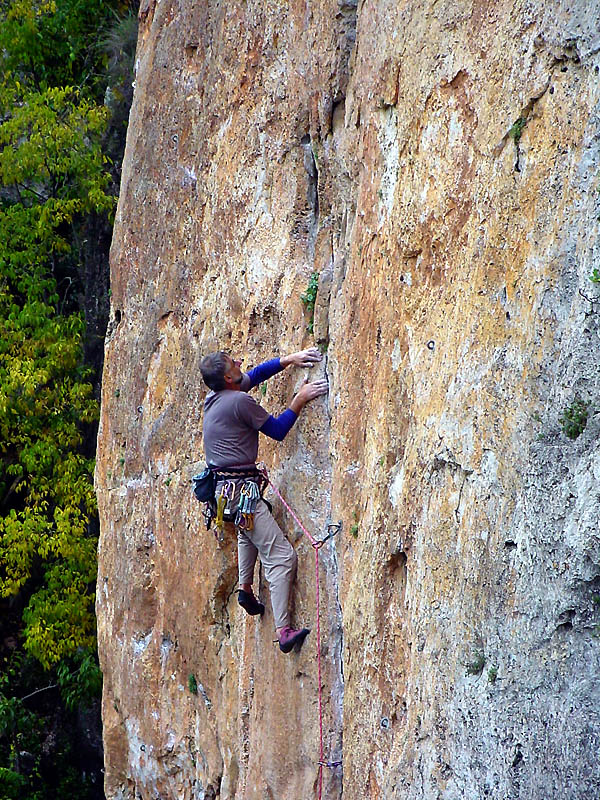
[247,500,298,630]
[237,529,265,615]
[238,529,258,587]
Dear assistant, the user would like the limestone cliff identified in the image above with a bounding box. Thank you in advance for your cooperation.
[96,0,600,797]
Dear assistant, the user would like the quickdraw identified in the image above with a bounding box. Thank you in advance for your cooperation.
[235,480,261,531]
[214,479,236,538]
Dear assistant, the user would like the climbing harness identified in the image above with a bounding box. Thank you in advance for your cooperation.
[192,465,268,540]
[258,464,342,799]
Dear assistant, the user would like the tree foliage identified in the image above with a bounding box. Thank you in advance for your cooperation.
[0,0,136,793]
[0,0,117,670]
[0,301,99,667]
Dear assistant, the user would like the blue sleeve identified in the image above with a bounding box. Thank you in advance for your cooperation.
[259,409,298,441]
[245,358,283,390]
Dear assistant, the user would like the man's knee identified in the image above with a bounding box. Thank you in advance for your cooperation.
[285,545,298,574]
[275,540,297,572]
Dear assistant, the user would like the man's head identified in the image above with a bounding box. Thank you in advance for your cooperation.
[200,351,243,391]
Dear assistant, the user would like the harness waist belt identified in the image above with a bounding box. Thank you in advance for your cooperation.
[209,464,263,482]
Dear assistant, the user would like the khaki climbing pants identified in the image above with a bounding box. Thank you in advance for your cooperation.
[237,500,297,629]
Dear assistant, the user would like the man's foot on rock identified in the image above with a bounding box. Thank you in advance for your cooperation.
[237,590,265,616]
[278,626,310,654]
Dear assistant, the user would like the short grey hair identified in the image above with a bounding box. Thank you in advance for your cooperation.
[200,351,228,391]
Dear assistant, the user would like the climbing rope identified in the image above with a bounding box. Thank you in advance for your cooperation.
[258,465,342,799]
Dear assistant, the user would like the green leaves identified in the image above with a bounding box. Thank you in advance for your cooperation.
[301,271,320,334]
[301,271,320,313]
[0,87,106,178]
[0,0,129,793]
[0,298,98,663]
[559,397,591,440]
[508,116,526,144]
[0,85,114,291]
[0,765,27,796]
[0,0,115,89]
[0,0,112,673]
[56,650,102,711]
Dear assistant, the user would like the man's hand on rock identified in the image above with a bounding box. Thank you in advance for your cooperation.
[290,380,328,414]
[281,347,323,368]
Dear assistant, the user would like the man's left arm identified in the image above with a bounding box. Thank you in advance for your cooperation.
[241,347,322,391]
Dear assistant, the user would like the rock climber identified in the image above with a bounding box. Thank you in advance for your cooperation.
[200,347,328,653]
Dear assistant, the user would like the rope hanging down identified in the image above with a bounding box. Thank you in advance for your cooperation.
[259,465,342,799]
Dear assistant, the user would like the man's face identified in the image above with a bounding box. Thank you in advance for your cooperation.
[224,355,243,386]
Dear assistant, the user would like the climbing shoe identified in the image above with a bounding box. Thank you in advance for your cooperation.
[237,590,265,616]
[278,626,310,654]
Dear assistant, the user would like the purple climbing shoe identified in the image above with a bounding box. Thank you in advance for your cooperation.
[237,590,265,616]
[278,626,310,654]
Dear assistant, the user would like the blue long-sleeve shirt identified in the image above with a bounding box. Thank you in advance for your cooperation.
[240,358,298,441]
[260,408,298,441]
[243,357,283,390]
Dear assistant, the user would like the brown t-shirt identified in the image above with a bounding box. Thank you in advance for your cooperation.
[203,388,270,467]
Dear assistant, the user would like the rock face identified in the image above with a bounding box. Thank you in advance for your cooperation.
[96,0,600,797]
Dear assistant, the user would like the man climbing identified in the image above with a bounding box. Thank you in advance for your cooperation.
[200,347,328,653]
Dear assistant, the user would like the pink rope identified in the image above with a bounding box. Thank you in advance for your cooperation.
[315,545,324,799]
[260,468,325,799]
[262,470,321,548]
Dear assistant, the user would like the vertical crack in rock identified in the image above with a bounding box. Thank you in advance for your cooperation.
[328,528,345,794]
[320,343,345,795]
[301,133,320,251]
[335,0,358,92]
[309,466,344,794]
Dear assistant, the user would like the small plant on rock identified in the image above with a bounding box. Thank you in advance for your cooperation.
[301,271,319,334]
[559,397,590,440]
[188,674,198,695]
[509,117,527,145]
[465,652,485,676]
